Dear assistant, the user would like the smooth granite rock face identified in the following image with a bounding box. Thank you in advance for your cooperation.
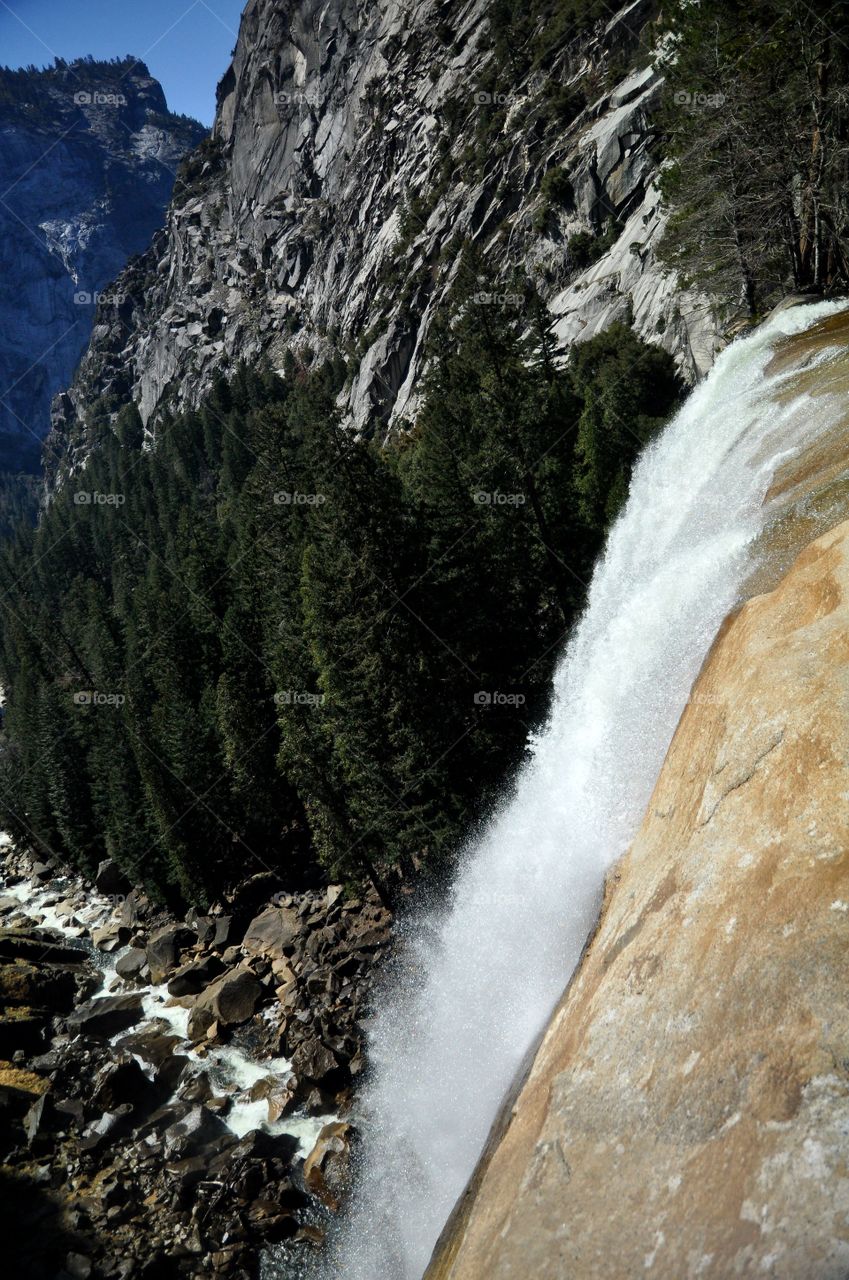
[49,0,722,479]
[426,518,849,1279]
[0,59,204,468]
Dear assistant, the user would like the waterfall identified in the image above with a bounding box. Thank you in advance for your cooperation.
[320,300,848,1280]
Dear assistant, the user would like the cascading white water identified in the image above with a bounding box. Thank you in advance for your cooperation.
[323,300,849,1280]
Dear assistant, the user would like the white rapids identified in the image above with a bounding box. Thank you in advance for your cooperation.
[0,856,331,1155]
[320,300,849,1279]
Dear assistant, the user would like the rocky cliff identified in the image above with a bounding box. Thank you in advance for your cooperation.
[48,0,721,477]
[0,58,204,470]
[425,315,849,1278]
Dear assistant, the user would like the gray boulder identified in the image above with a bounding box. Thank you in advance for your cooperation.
[166,954,223,997]
[115,947,148,980]
[162,1104,231,1160]
[67,993,144,1038]
[242,905,302,960]
[145,924,196,984]
[187,966,261,1040]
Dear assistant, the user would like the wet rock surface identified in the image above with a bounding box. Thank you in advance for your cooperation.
[0,846,392,1278]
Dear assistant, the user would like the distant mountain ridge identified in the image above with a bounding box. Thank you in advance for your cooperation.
[47,0,722,481]
[0,56,205,471]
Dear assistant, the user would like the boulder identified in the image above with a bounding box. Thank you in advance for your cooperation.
[186,1003,217,1043]
[23,1091,51,1145]
[94,859,129,896]
[91,920,129,952]
[189,965,261,1029]
[116,889,144,931]
[115,947,148,980]
[53,897,80,921]
[116,1027,182,1068]
[291,1037,338,1084]
[242,905,302,960]
[166,954,223,997]
[0,929,86,966]
[178,1072,214,1105]
[209,916,232,950]
[65,1254,93,1280]
[134,1099,192,1143]
[162,1104,232,1160]
[145,924,195,985]
[164,1151,209,1194]
[79,1102,134,1152]
[304,966,340,999]
[155,1052,190,1094]
[303,1121,353,1210]
[90,1057,159,1113]
[245,1199,299,1241]
[0,957,76,1010]
[225,1126,299,1167]
[248,1073,296,1123]
[54,1096,85,1126]
[67,993,144,1038]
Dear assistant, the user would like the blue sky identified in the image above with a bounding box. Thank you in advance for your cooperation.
[0,0,246,123]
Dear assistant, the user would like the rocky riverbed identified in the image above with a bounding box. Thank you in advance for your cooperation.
[0,842,392,1279]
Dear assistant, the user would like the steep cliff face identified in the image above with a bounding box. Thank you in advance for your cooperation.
[0,59,204,470]
[49,0,721,476]
[425,337,849,1278]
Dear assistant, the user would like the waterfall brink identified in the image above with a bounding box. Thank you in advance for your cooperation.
[324,300,848,1280]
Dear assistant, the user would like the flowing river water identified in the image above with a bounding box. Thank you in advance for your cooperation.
[0,840,330,1154]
